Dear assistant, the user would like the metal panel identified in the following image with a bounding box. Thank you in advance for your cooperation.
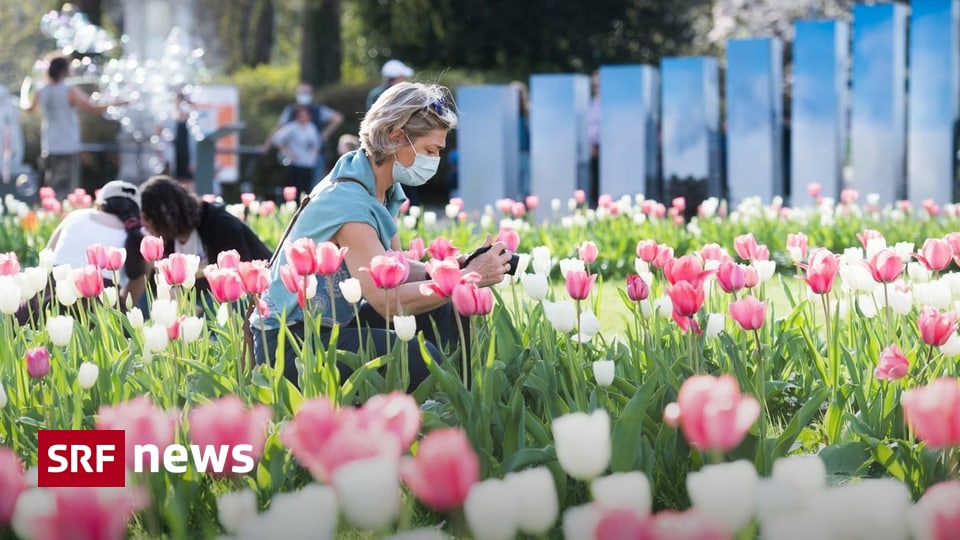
[529,74,591,210]
[725,38,784,206]
[456,85,520,212]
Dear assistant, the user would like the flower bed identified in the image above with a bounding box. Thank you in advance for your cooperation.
[0,188,959,539]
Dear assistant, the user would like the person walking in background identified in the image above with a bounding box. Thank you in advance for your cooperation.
[266,82,343,184]
[273,106,321,199]
[366,59,415,110]
[165,89,197,190]
[24,56,125,200]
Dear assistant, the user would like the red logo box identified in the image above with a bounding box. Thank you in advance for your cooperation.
[38,430,126,487]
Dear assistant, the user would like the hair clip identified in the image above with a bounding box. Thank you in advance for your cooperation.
[426,97,448,115]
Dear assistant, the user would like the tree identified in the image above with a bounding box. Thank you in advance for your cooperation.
[300,0,342,87]
[199,0,275,71]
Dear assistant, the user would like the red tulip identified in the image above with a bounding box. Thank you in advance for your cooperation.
[238,261,270,295]
[361,252,410,289]
[0,448,24,525]
[97,396,179,469]
[729,295,766,331]
[626,274,649,302]
[664,374,760,452]
[867,248,904,283]
[73,265,104,298]
[286,237,320,276]
[188,396,272,477]
[139,235,165,262]
[902,378,960,448]
[217,249,241,270]
[915,238,954,272]
[875,344,909,381]
[316,241,348,275]
[400,428,479,511]
[203,267,244,303]
[917,307,958,347]
[578,241,599,264]
[565,270,597,300]
[636,240,658,263]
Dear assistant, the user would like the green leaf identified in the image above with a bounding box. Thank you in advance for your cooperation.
[773,385,829,457]
[610,378,661,472]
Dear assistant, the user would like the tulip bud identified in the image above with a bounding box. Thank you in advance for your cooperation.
[332,456,401,530]
[465,479,519,540]
[0,382,7,407]
[179,317,204,344]
[503,467,558,535]
[393,315,417,342]
[592,360,615,387]
[25,347,50,378]
[521,273,548,301]
[127,307,144,330]
[552,409,611,481]
[591,471,652,515]
[77,362,99,390]
[339,278,363,304]
[47,315,74,347]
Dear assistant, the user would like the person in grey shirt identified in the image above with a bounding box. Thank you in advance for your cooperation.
[273,106,321,199]
[25,56,124,200]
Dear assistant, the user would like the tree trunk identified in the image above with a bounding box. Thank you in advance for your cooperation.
[300,0,341,87]
[249,0,274,66]
[73,0,102,25]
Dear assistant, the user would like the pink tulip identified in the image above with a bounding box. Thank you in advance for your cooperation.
[203,267,244,303]
[400,428,479,511]
[449,197,464,211]
[664,255,713,288]
[653,510,730,540]
[664,374,760,452]
[361,252,410,289]
[74,265,104,298]
[188,396,272,477]
[841,188,859,204]
[0,449,23,525]
[259,200,276,216]
[574,189,586,204]
[653,245,674,269]
[286,237,320,276]
[565,270,597,300]
[798,247,839,295]
[279,264,314,308]
[240,192,256,206]
[667,281,705,333]
[912,481,960,540]
[167,315,183,341]
[577,241,599,265]
[525,195,539,210]
[786,232,808,260]
[426,237,460,261]
[902,378,960,449]
[26,346,50,378]
[598,194,614,209]
[743,265,760,289]
[31,486,149,540]
[157,253,191,286]
[0,253,19,276]
[699,243,729,264]
[238,261,270,295]
[807,183,821,198]
[867,248,904,283]
[420,258,479,297]
[729,295,766,331]
[103,247,126,272]
[97,396,179,469]
[39,186,55,200]
[856,228,884,249]
[140,235,165,262]
[917,307,959,347]
[495,198,514,215]
[451,283,494,316]
[874,344,909,381]
[715,261,747,293]
[217,249,241,270]
[85,244,108,268]
[636,240,658,263]
[915,238,954,272]
[405,237,426,261]
[511,201,526,217]
[283,186,298,201]
[315,241,348,275]
[595,509,654,540]
[733,233,759,261]
[626,274,649,301]
[496,228,521,252]
[357,391,422,451]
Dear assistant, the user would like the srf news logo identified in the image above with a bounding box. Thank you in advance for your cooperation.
[38,430,256,487]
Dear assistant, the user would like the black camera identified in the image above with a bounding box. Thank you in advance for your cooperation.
[463,245,520,275]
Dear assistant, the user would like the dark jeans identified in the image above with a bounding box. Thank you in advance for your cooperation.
[286,165,314,199]
[253,302,469,390]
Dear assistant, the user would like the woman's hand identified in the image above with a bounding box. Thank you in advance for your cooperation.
[463,239,512,288]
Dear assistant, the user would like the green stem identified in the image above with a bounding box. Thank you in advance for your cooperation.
[754,328,767,474]
[455,312,468,387]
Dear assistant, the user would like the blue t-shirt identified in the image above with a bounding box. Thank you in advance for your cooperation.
[256,149,407,329]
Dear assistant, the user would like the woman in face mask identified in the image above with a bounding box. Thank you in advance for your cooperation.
[252,82,512,391]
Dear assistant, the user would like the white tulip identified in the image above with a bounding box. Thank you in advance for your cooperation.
[542,300,577,334]
[77,362,99,390]
[234,484,338,540]
[0,382,7,407]
[127,307,144,329]
[705,313,725,338]
[687,460,758,535]
[445,203,459,219]
[521,273,548,301]
[480,215,493,229]
[101,286,118,307]
[465,479,518,540]
[338,278,363,304]
[558,258,585,279]
[894,241,915,262]
[573,310,601,343]
[839,264,877,294]
[907,261,932,282]
[941,333,960,357]
[531,246,552,276]
[142,324,170,353]
[592,360,615,387]
[550,198,561,212]
[0,276,22,314]
[552,409,610,480]
[54,277,77,307]
[47,315,74,347]
[181,254,201,290]
[513,253,531,277]
[304,275,318,301]
[857,294,877,318]
[809,478,910,540]
[638,299,652,319]
[591,471,651,514]
[752,260,776,283]
[331,456,400,530]
[386,528,449,540]
[23,267,47,295]
[754,478,803,523]
[422,211,437,227]
[503,468,558,535]
[407,205,421,219]
[653,296,673,319]
[51,264,72,283]
[762,510,832,540]
[179,316,204,344]
[865,237,887,260]
[402,215,418,229]
[12,488,56,540]
[154,271,172,301]
[393,315,417,342]
[217,303,230,327]
[150,299,178,329]
[15,274,35,303]
[561,504,602,540]
[771,455,825,502]
[38,249,55,271]
[914,280,953,310]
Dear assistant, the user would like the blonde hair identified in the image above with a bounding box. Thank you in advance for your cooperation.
[359,82,458,165]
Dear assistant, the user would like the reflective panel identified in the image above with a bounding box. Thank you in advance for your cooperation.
[908,0,960,203]
[530,74,591,210]
[725,38,784,206]
[598,65,660,201]
[660,57,721,214]
[456,85,520,213]
[791,20,849,205]
[850,2,908,206]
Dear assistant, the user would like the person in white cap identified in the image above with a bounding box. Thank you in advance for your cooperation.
[366,59,415,110]
[19,180,148,323]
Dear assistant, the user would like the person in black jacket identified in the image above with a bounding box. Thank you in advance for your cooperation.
[139,175,272,294]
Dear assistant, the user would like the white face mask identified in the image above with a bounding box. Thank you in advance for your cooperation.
[296,93,311,105]
[393,133,440,187]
